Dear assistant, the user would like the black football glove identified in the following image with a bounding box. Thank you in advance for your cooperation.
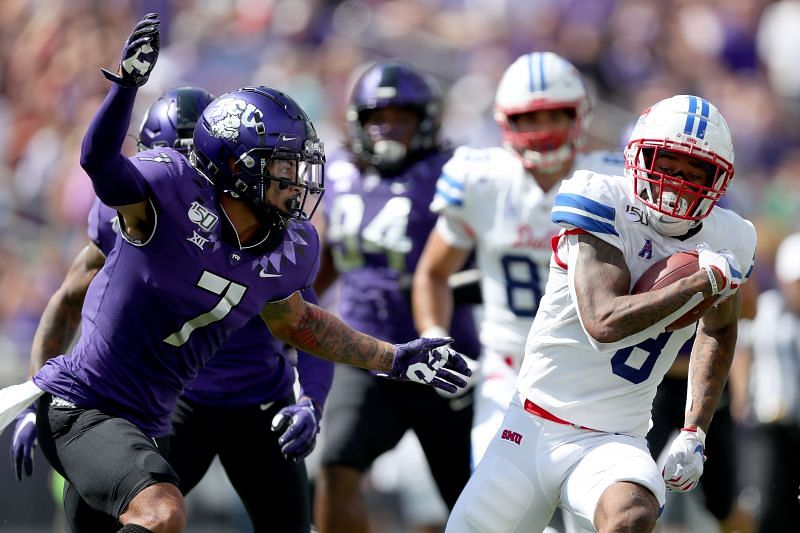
[101,13,160,87]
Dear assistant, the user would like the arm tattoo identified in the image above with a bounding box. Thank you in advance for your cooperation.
[268,301,395,371]
[575,234,709,341]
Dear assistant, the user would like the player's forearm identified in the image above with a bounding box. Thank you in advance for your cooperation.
[412,271,454,335]
[683,324,737,431]
[573,235,713,343]
[597,273,712,341]
[265,301,396,372]
[29,290,83,377]
[80,83,146,206]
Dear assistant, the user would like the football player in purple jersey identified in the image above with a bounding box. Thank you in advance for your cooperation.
[10,85,334,533]
[313,59,481,532]
[15,14,471,533]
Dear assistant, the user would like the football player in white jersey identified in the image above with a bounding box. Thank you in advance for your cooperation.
[413,51,623,465]
[445,94,757,533]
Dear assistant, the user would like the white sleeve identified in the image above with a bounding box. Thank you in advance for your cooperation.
[551,170,625,253]
[434,215,474,250]
[429,146,490,219]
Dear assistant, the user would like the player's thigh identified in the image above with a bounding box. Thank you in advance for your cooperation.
[218,397,311,533]
[36,396,179,519]
[445,401,563,533]
[320,365,407,471]
[411,387,473,508]
[562,433,664,531]
[164,397,218,494]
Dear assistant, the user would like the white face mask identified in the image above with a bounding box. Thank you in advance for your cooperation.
[645,209,696,237]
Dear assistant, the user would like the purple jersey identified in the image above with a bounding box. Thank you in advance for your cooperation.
[34,149,321,437]
[86,197,307,408]
[323,149,479,356]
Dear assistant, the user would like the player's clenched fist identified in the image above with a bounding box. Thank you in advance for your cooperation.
[101,13,160,87]
[662,427,706,492]
[697,242,742,299]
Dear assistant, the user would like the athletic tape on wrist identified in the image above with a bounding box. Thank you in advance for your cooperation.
[420,326,449,339]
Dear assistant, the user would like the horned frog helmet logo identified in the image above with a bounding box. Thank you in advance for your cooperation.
[207,97,264,142]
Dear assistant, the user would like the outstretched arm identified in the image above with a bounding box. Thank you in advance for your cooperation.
[29,244,106,375]
[79,13,160,241]
[261,292,395,371]
[261,292,472,393]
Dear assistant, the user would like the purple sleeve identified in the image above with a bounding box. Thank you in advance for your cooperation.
[86,198,119,255]
[86,197,101,246]
[79,84,147,206]
[295,287,334,412]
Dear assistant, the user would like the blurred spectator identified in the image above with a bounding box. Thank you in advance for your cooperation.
[757,0,800,109]
[730,232,800,533]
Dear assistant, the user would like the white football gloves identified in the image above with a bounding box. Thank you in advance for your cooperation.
[662,427,706,492]
[697,243,742,299]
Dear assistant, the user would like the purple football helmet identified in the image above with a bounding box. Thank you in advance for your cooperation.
[347,60,442,172]
[138,86,215,154]
[192,86,325,221]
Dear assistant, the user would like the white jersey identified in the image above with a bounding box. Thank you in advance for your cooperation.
[431,146,624,357]
[517,170,757,437]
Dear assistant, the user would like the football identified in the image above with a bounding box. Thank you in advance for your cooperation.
[632,251,716,331]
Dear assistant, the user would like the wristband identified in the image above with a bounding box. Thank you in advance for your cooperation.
[681,426,707,447]
[703,267,719,296]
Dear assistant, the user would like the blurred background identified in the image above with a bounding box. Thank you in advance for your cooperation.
[0,0,798,531]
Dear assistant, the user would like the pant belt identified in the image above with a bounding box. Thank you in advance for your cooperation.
[523,399,594,431]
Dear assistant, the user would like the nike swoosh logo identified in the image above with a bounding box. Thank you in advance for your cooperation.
[259,270,282,278]
[281,135,297,141]
[259,401,274,411]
